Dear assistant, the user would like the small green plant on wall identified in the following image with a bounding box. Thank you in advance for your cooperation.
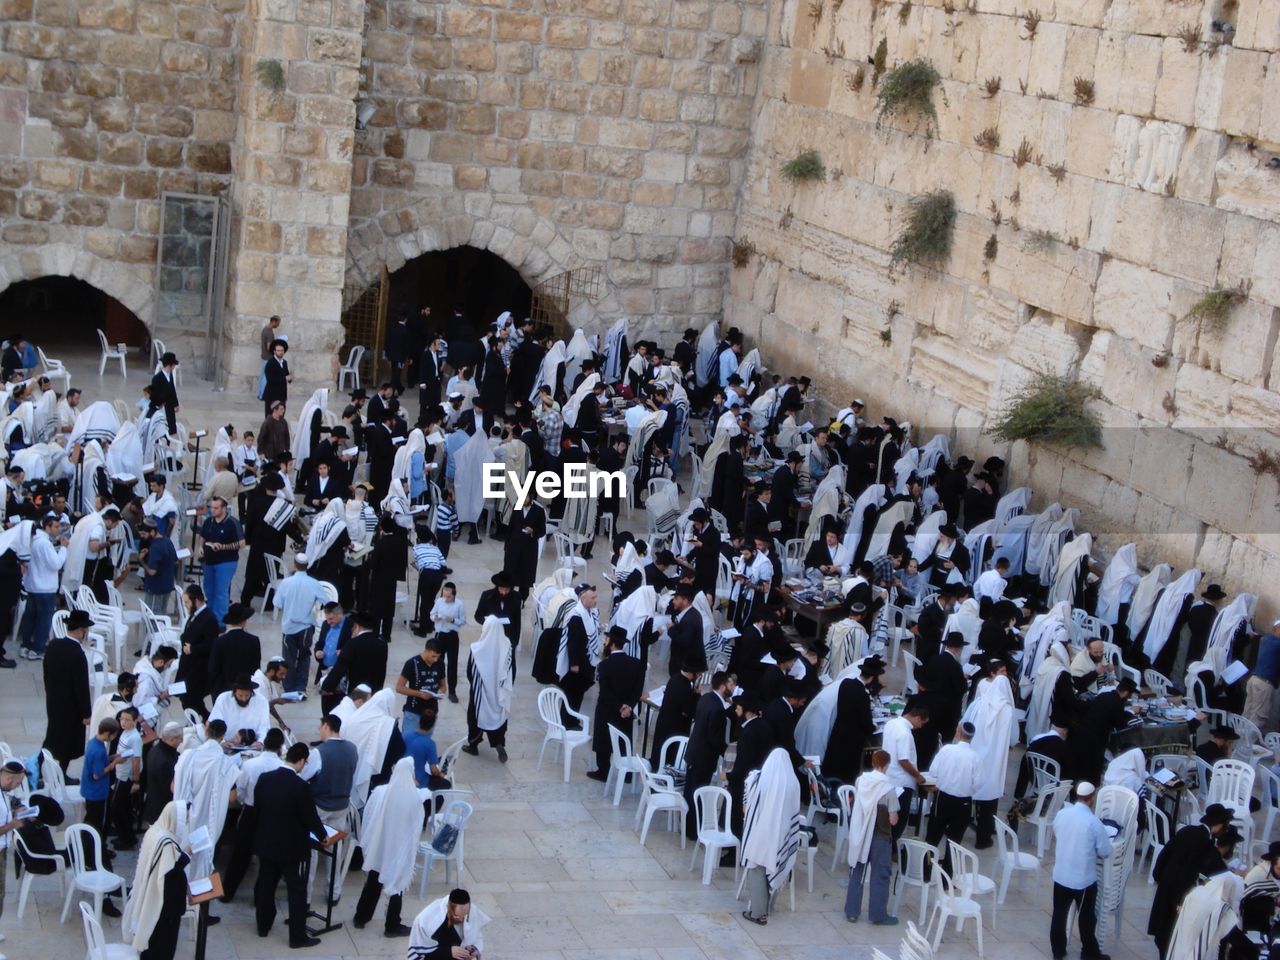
[256,58,286,93]
[988,370,1103,449]
[890,190,956,268]
[781,149,826,182]
[875,58,944,137]
[1183,285,1248,332]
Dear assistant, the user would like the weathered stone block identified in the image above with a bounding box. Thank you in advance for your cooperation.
[135,104,193,138]
[90,99,131,132]
[189,141,231,174]
[17,190,58,220]
[145,138,184,168]
[6,24,59,58]
[308,29,361,65]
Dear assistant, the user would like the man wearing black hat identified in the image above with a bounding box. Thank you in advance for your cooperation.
[769,451,803,531]
[676,507,721,600]
[148,351,181,434]
[1072,676,1138,784]
[1149,802,1237,956]
[824,655,885,783]
[913,585,957,665]
[418,333,445,413]
[727,692,775,838]
[709,433,748,536]
[319,611,388,699]
[1156,583,1229,678]
[475,572,521,668]
[763,677,812,774]
[620,549,678,599]
[262,338,292,417]
[649,656,701,770]
[683,670,735,838]
[917,632,971,770]
[504,490,547,605]
[673,327,697,373]
[43,608,92,775]
[938,456,972,523]
[366,406,399,504]
[207,603,262,700]
[962,471,996,529]
[664,584,706,679]
[1195,724,1241,768]
[313,424,355,494]
[728,605,779,692]
[921,523,970,592]
[742,482,773,543]
[589,627,645,783]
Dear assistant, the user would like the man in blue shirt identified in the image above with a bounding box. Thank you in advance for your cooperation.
[198,496,244,626]
[138,519,178,615]
[1245,619,1280,730]
[1048,781,1113,960]
[272,554,330,696]
[403,711,449,792]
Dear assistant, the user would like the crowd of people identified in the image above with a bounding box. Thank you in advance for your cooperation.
[0,309,1272,960]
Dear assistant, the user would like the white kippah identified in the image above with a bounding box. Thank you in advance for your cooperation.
[1076,781,1096,797]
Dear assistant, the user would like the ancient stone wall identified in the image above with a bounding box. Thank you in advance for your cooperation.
[344,0,767,338]
[728,0,1280,611]
[0,0,242,349]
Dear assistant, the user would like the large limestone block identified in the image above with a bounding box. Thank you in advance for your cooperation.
[1090,31,1127,112]
[1092,258,1176,351]
[1195,302,1280,385]
[1174,129,1226,206]
[1216,47,1268,139]
[1099,334,1178,424]
[1109,189,1224,287]
[1047,0,1109,28]
[908,333,999,412]
[1229,382,1280,434]
[986,237,1097,324]
[1127,424,1194,512]
[1109,116,1187,195]
[1263,53,1280,144]
[1116,33,1161,116]
[1172,362,1232,428]
[1214,148,1280,222]
[1185,439,1257,535]
[1234,0,1280,52]
[1153,40,1200,126]
[1066,106,1116,182]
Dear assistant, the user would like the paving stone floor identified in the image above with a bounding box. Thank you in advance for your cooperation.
[0,339,1165,960]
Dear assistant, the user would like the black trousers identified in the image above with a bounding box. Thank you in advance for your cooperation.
[84,797,110,850]
[414,569,445,630]
[254,854,310,945]
[222,806,258,899]
[924,792,971,874]
[974,798,998,845]
[110,780,138,848]
[436,631,459,693]
[1050,881,1101,959]
[684,764,715,838]
[466,695,506,749]
[353,870,403,932]
[891,788,915,845]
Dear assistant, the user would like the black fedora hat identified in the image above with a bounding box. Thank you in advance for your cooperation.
[159,352,179,366]
[65,609,94,631]
[1203,584,1227,601]
[491,571,513,588]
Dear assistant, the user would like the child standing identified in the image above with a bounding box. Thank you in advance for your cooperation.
[429,581,467,703]
[110,707,142,849]
[434,488,458,558]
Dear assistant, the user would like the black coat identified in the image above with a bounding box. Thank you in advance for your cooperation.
[728,624,768,691]
[1014,730,1073,797]
[593,651,645,754]
[666,607,705,677]
[962,485,995,529]
[1149,824,1223,950]
[824,676,874,783]
[42,637,90,763]
[365,423,396,501]
[919,651,967,745]
[728,715,775,793]
[763,697,803,768]
[478,349,507,412]
[921,542,971,590]
[503,502,546,591]
[417,348,444,409]
[385,322,408,364]
[684,692,730,781]
[177,607,219,703]
[320,629,387,695]
[254,767,326,863]
[709,451,745,535]
[1185,600,1220,665]
[1072,690,1131,782]
[143,740,180,822]
[915,600,949,665]
[262,356,290,407]
[743,499,771,543]
[207,628,261,699]
[148,370,180,422]
[475,588,521,647]
[688,522,721,597]
[650,672,698,768]
[768,465,797,526]
[509,341,544,405]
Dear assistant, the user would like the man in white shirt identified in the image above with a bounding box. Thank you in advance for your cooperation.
[221,727,287,901]
[881,704,929,843]
[925,720,982,874]
[208,674,272,748]
[1049,781,1113,960]
[19,513,66,660]
[972,557,1010,614]
[57,387,81,434]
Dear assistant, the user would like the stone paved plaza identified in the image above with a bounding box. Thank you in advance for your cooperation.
[0,345,1167,960]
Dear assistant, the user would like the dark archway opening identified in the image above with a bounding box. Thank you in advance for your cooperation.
[0,276,149,350]
[389,246,532,335]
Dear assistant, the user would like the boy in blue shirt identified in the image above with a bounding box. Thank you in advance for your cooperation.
[403,711,449,793]
[80,717,122,916]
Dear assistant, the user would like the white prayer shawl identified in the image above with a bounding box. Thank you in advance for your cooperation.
[562,373,599,428]
[843,484,886,560]
[381,478,413,531]
[344,688,398,805]
[625,409,667,470]
[911,509,947,565]
[208,690,271,740]
[107,420,146,495]
[803,464,847,551]
[696,422,736,498]
[33,388,56,443]
[0,518,34,563]
[1023,504,1064,580]
[1141,568,1203,662]
[962,673,1015,801]
[742,748,804,893]
[1026,640,1071,741]
[918,435,950,475]
[205,426,233,485]
[794,661,860,757]
[942,597,982,649]
[123,801,184,951]
[644,481,680,544]
[990,513,1037,575]
[964,520,996,584]
[824,618,867,680]
[565,328,593,389]
[736,348,762,394]
[691,589,716,649]
[360,758,423,896]
[1207,594,1257,658]
[306,500,348,563]
[1127,563,1172,640]
[450,375,477,411]
[1095,544,1140,625]
[142,490,179,525]
[750,386,780,423]
[1047,532,1093,609]
[848,769,896,867]
[994,486,1032,530]
[9,444,47,481]
[611,585,658,660]
[267,495,299,534]
[172,738,238,878]
[531,340,567,402]
[1034,507,1079,588]
[893,448,919,495]
[1165,872,1244,960]
[776,414,800,452]
[560,465,598,544]
[468,616,513,731]
[68,400,119,446]
[864,500,913,562]
[393,428,426,484]
[602,318,628,383]
[695,320,719,388]
[330,695,358,729]
[291,388,328,464]
[453,428,496,524]
[557,601,601,679]
[63,507,108,593]
[0,401,32,451]
[533,568,576,622]
[1103,747,1148,793]
[1020,602,1072,698]
[408,897,492,960]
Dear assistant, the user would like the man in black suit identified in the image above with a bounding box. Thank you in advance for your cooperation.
[917,632,970,771]
[475,572,521,657]
[0,335,25,382]
[1159,583,1227,677]
[619,550,678,599]
[742,483,773,543]
[365,409,398,504]
[664,584,706,678]
[503,492,546,603]
[672,327,696,373]
[207,603,262,699]
[1072,677,1138,783]
[727,606,779,692]
[314,602,353,713]
[727,692,774,838]
[417,334,444,415]
[709,434,748,536]
[913,585,957,665]
[588,627,646,782]
[769,452,802,530]
[823,655,885,782]
[683,671,734,838]
[319,611,387,699]
[763,678,811,772]
[148,352,181,434]
[677,508,722,600]
[253,742,331,949]
[649,657,700,769]
[177,584,218,717]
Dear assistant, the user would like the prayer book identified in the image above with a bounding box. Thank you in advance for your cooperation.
[796,422,814,432]
[647,687,665,708]
[188,826,213,853]
[188,877,213,896]
[393,437,406,446]
[175,549,192,560]
[14,806,37,820]
[167,680,187,696]
[718,628,741,640]
[343,447,359,457]
[1151,767,1179,786]
[1222,660,1248,685]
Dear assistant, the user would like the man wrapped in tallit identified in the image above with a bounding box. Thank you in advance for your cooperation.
[452,427,496,527]
[564,328,593,389]
[466,615,514,753]
[741,747,805,923]
[601,317,628,383]
[172,734,239,878]
[610,583,659,662]
[380,477,413,531]
[1095,543,1140,627]
[1026,637,1072,741]
[122,801,191,956]
[495,432,530,527]
[824,615,868,681]
[343,687,399,806]
[1019,601,1072,699]
[352,756,422,935]
[802,465,847,551]
[408,889,492,960]
[292,387,330,475]
[1165,871,1246,960]
[962,667,1016,844]
[530,339,566,402]
[32,387,57,443]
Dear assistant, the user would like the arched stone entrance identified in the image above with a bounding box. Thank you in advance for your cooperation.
[0,276,149,349]
[0,244,155,334]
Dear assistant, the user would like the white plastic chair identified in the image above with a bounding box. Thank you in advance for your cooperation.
[947,839,998,921]
[61,823,127,924]
[552,531,587,570]
[714,553,733,604]
[263,554,285,618]
[37,346,71,391]
[654,734,689,778]
[893,837,936,923]
[992,817,1039,904]
[901,651,921,696]
[416,799,473,897]
[437,737,466,782]
[338,345,365,391]
[1025,780,1074,858]
[603,723,650,805]
[15,829,67,918]
[76,586,127,671]
[635,766,688,848]
[534,687,590,782]
[1143,669,1172,699]
[41,748,85,822]
[105,582,145,631]
[1138,804,1171,884]
[1258,765,1280,842]
[782,538,805,578]
[831,783,856,871]
[96,329,127,378]
[81,901,139,960]
[1225,713,1272,765]
[690,785,739,885]
[1027,754,1062,793]
[884,602,912,667]
[1207,758,1256,821]
[926,866,984,957]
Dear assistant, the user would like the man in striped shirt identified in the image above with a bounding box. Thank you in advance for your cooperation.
[434,487,458,558]
[411,527,449,638]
